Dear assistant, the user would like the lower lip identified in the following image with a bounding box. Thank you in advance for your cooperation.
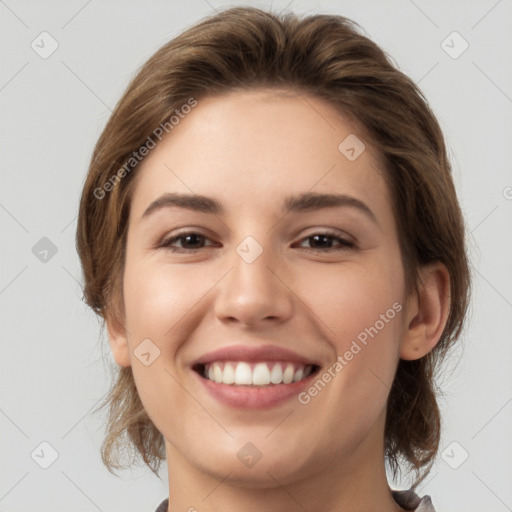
[194,370,316,409]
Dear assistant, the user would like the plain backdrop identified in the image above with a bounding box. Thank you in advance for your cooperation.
[1,1,511,511]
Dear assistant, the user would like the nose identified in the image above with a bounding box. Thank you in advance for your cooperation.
[213,244,294,329]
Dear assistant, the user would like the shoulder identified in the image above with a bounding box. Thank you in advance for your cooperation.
[392,489,436,511]
[154,498,169,512]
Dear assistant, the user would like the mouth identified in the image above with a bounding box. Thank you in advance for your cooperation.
[190,345,321,408]
[193,361,319,386]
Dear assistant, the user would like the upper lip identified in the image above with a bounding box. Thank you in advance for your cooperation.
[192,344,321,367]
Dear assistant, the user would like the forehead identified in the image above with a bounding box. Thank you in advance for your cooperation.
[129,89,392,222]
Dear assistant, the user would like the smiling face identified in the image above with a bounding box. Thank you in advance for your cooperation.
[107,88,411,489]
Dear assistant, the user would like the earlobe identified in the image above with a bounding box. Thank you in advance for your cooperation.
[400,263,451,361]
[105,310,131,368]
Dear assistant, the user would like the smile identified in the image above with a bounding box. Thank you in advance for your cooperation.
[198,361,316,386]
[191,345,321,408]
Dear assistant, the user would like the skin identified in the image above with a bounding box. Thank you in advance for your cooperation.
[107,89,450,512]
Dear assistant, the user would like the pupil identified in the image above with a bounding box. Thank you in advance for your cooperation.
[312,235,331,247]
[184,234,202,247]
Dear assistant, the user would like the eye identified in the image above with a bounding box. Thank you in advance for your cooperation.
[295,232,355,252]
[158,230,354,253]
[160,232,217,252]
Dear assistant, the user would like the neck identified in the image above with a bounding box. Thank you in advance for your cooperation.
[164,412,403,512]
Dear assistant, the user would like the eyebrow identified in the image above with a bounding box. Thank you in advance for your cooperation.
[283,192,377,224]
[142,192,221,218]
[141,191,377,224]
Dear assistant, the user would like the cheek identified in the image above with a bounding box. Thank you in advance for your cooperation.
[122,261,212,344]
[300,258,405,397]
[303,258,404,341]
[120,263,204,436]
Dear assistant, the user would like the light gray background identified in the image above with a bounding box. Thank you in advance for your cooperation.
[1,1,511,511]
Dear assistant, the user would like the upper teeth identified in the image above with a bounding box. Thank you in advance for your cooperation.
[204,362,313,386]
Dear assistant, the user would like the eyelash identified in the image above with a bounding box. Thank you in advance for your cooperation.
[159,231,355,253]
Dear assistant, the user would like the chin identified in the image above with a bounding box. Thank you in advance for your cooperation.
[184,435,318,489]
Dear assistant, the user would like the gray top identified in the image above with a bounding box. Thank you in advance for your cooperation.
[392,490,435,511]
[154,489,435,511]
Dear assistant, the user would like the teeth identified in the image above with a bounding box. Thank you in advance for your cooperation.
[270,364,283,384]
[252,363,271,385]
[223,363,235,384]
[283,364,294,384]
[234,362,252,385]
[203,361,314,386]
[213,364,223,384]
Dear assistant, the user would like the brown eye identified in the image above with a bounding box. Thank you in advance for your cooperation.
[161,232,216,252]
[296,232,354,251]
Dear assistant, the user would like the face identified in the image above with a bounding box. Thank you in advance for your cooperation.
[111,89,409,487]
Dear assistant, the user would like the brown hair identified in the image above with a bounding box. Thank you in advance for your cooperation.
[76,6,470,486]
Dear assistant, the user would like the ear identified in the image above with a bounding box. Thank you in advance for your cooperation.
[400,263,451,360]
[105,307,131,368]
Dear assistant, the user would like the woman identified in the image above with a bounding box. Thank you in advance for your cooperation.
[76,7,470,511]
